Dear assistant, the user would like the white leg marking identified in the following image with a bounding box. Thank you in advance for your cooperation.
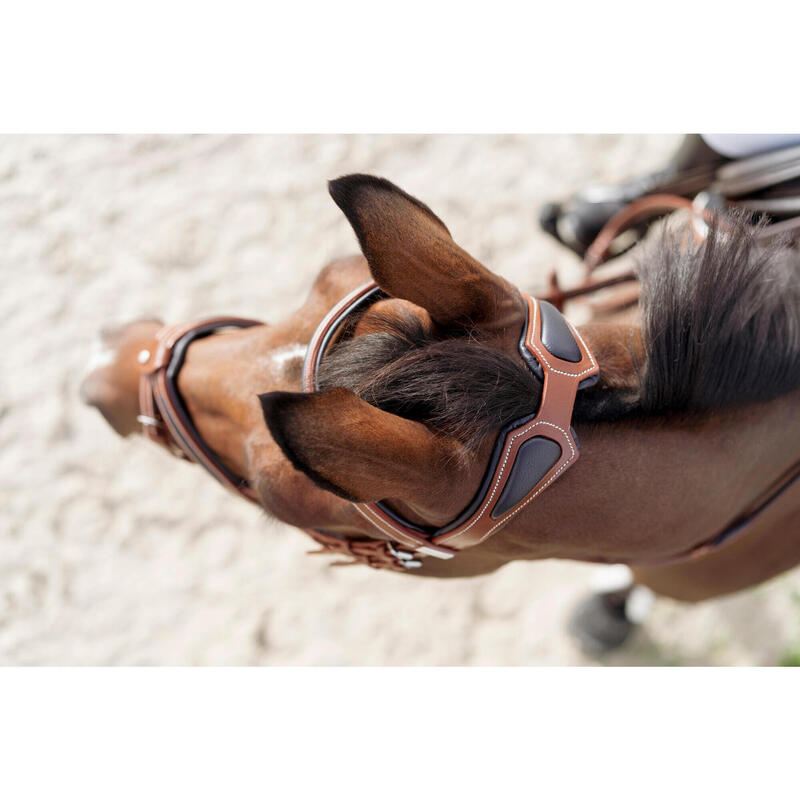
[625,586,655,624]
[589,564,634,593]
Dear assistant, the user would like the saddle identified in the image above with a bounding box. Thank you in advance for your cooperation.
[541,143,800,316]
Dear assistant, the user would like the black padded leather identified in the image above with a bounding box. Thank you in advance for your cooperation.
[433,414,536,535]
[539,300,581,362]
[377,413,538,536]
[490,437,562,518]
[519,338,544,381]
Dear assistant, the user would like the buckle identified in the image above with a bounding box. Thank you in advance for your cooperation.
[387,542,422,569]
[416,545,454,560]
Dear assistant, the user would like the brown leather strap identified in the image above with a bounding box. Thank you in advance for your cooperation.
[302,282,382,393]
[138,317,264,503]
[303,529,413,571]
[549,189,800,313]
[543,194,699,312]
[583,194,697,272]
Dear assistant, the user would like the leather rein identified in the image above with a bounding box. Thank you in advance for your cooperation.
[136,199,800,572]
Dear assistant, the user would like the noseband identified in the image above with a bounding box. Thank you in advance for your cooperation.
[302,282,599,566]
[136,317,264,502]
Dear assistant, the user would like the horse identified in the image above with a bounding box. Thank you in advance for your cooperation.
[80,173,800,651]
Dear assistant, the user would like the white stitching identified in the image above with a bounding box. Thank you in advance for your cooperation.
[357,503,455,556]
[356,503,402,538]
[356,503,427,548]
[440,419,575,543]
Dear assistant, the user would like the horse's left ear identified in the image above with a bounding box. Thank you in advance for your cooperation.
[328,174,524,335]
[259,387,463,504]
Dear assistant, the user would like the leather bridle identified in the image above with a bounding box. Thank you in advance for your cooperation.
[135,317,407,567]
[135,201,800,572]
[136,288,599,571]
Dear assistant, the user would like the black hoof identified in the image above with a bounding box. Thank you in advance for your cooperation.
[568,592,635,655]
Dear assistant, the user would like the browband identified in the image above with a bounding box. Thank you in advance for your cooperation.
[302,282,600,564]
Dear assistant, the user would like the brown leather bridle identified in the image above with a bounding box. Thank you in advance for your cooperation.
[137,317,264,502]
[135,197,800,572]
[136,287,599,571]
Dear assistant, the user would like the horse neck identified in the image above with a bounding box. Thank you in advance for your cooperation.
[495,389,800,564]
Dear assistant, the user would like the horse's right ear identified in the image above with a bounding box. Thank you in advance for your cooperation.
[328,174,524,335]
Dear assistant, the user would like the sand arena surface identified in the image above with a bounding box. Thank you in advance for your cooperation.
[3,134,800,665]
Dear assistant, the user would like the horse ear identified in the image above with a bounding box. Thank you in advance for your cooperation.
[259,387,460,503]
[328,174,524,334]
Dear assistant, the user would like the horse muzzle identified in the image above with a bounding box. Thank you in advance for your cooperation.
[80,317,163,436]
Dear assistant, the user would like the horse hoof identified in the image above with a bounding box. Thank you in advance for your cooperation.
[568,592,634,654]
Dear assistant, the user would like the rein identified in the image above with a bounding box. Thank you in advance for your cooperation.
[136,198,800,572]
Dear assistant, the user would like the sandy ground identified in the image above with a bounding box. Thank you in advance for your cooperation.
[3,133,800,666]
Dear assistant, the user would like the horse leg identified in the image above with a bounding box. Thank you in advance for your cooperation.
[568,565,654,654]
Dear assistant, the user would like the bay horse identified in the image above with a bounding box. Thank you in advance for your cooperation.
[80,174,800,649]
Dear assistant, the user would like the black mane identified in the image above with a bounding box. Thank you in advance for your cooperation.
[318,215,800,454]
[638,215,800,413]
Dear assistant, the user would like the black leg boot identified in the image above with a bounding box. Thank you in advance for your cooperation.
[568,589,635,654]
[540,135,729,257]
